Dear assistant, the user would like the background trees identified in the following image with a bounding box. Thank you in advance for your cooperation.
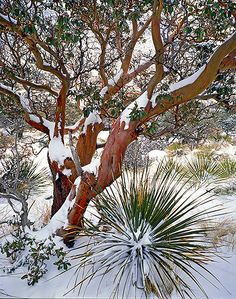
[0,0,235,239]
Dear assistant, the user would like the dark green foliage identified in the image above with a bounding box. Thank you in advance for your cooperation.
[182,154,236,187]
[0,228,70,286]
[130,102,147,121]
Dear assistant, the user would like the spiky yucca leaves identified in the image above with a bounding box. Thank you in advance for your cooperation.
[72,161,222,299]
[1,157,49,198]
[216,157,236,180]
[182,154,236,187]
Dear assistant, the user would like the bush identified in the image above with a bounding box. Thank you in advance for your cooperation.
[0,226,70,286]
[182,153,236,187]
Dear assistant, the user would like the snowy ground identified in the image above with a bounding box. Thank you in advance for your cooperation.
[1,142,236,298]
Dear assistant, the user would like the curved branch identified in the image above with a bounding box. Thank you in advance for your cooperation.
[0,83,49,134]
[1,66,58,96]
[147,0,164,98]
[147,31,236,119]
[0,15,68,83]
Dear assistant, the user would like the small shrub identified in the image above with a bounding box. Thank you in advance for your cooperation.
[182,154,236,187]
[0,226,70,286]
[166,142,189,156]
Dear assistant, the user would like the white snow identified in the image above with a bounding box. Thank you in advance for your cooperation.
[147,149,167,161]
[0,13,17,24]
[48,136,72,166]
[169,64,206,92]
[107,70,123,86]
[62,168,72,177]
[82,111,102,134]
[99,86,108,98]
[65,119,82,131]
[0,83,14,92]
[97,130,110,143]
[42,9,57,24]
[120,91,149,129]
[19,94,31,112]
[82,157,101,177]
[99,70,123,98]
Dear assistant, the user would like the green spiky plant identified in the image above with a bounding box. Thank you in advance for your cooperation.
[70,160,223,299]
[182,153,236,187]
[1,157,49,198]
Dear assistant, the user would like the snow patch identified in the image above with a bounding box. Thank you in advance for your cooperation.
[99,86,108,98]
[108,70,123,86]
[62,168,72,177]
[82,157,101,177]
[120,91,149,130]
[82,111,102,134]
[147,150,167,161]
[19,94,31,112]
[169,64,206,92]
[48,136,72,166]
[0,13,17,24]
[99,70,123,98]
[65,119,81,131]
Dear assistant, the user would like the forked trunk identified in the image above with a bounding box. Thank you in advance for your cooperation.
[64,121,138,243]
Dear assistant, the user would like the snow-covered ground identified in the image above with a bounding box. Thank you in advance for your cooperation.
[1,142,236,298]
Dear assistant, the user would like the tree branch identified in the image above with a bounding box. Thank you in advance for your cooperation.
[0,83,50,134]
[147,31,236,119]
[147,0,164,98]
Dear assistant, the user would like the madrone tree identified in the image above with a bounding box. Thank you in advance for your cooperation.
[0,0,235,241]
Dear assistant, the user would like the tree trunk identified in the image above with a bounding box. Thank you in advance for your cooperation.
[67,120,138,230]
[49,157,77,216]
[76,122,103,166]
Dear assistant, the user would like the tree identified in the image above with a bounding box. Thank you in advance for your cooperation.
[0,0,235,242]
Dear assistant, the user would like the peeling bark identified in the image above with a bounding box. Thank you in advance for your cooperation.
[76,122,103,166]
[67,120,138,230]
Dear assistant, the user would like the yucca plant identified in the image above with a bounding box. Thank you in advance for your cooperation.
[1,156,49,198]
[182,153,236,187]
[70,161,222,299]
[216,157,236,180]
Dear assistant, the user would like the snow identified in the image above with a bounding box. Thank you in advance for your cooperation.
[99,86,108,98]
[62,168,72,177]
[82,157,101,177]
[97,130,109,143]
[48,136,72,166]
[169,64,206,92]
[0,13,17,24]
[99,70,123,98]
[107,70,123,86]
[82,111,102,134]
[42,9,57,24]
[147,149,167,161]
[19,94,31,112]
[65,119,81,131]
[0,83,14,92]
[120,91,149,129]
[163,66,169,72]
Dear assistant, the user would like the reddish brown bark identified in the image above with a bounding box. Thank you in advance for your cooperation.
[50,158,77,216]
[76,122,104,166]
[67,120,138,228]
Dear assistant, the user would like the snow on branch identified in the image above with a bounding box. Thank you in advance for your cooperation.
[169,65,206,93]
[99,70,123,98]
[82,111,102,134]
[120,91,149,129]
[0,13,17,24]
[0,83,31,112]
[48,135,72,166]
